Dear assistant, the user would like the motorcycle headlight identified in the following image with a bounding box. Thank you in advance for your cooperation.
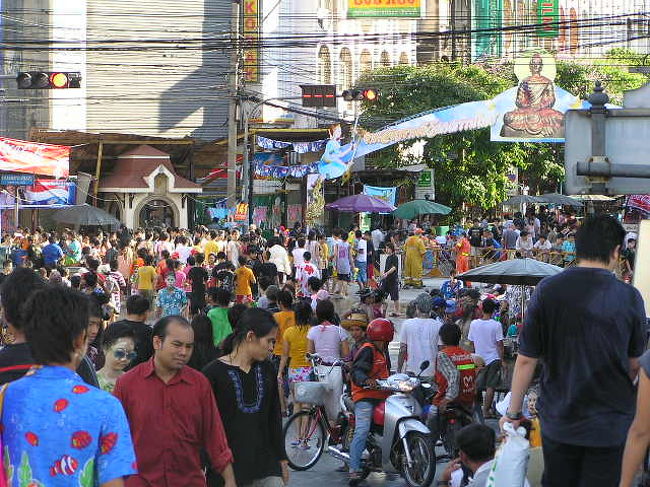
[397,381,416,392]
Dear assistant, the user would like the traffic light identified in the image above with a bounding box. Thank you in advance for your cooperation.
[342,88,380,102]
[16,71,82,89]
[301,84,337,107]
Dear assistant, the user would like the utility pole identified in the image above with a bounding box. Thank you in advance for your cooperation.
[226,1,241,208]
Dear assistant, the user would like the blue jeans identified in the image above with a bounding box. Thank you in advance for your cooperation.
[355,260,367,284]
[349,400,374,472]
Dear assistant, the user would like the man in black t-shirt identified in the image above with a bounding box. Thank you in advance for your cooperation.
[0,268,47,385]
[109,294,153,369]
[187,253,209,315]
[467,220,483,267]
[502,215,647,487]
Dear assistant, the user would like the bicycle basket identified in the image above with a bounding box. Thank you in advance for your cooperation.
[294,381,328,405]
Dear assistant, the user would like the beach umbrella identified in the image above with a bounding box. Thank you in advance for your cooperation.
[392,199,452,220]
[537,193,584,207]
[325,194,396,213]
[51,204,121,227]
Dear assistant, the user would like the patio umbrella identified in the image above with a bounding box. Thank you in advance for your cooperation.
[501,195,543,206]
[537,193,584,207]
[457,258,562,286]
[573,194,615,201]
[392,199,452,220]
[458,258,563,322]
[325,194,396,213]
[51,204,121,227]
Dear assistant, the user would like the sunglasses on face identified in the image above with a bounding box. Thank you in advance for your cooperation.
[114,349,137,361]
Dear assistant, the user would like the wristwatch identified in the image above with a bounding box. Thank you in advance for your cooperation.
[506,410,524,420]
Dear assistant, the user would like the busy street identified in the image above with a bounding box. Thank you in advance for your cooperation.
[0,1,650,487]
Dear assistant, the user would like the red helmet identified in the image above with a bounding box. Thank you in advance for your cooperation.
[366,318,394,342]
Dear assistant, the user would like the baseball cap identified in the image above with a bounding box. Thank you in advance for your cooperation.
[445,299,457,314]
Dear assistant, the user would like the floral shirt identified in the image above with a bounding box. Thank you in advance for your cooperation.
[155,287,188,317]
[2,365,136,486]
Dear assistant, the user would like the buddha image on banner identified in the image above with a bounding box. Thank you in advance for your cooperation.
[491,51,583,142]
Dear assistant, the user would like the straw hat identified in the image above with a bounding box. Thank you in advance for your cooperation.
[341,312,369,330]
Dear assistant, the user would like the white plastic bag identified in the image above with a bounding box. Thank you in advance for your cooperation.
[486,422,530,487]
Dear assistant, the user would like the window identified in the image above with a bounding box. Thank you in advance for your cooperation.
[399,52,410,65]
[380,51,391,66]
[318,45,332,84]
[340,48,353,88]
[360,49,372,74]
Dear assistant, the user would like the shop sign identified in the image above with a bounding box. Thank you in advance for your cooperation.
[243,0,261,83]
[537,0,559,37]
[347,0,421,18]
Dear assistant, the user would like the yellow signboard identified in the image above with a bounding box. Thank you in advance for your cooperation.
[347,0,421,18]
[243,0,261,83]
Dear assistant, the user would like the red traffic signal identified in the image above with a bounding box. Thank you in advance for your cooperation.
[16,71,82,89]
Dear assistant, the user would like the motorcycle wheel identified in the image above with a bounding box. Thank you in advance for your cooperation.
[283,410,326,471]
[441,419,463,458]
[401,431,436,487]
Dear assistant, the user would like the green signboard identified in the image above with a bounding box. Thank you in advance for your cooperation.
[537,0,559,38]
[347,0,421,18]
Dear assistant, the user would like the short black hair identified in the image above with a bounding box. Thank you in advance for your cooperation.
[152,315,191,340]
[307,277,322,292]
[316,299,335,323]
[439,323,461,346]
[482,298,498,315]
[295,301,314,327]
[0,268,47,328]
[456,424,495,462]
[238,255,247,266]
[24,286,90,364]
[277,290,293,308]
[101,323,135,351]
[126,294,150,315]
[258,275,273,291]
[303,251,312,261]
[216,251,226,260]
[208,287,232,307]
[575,214,626,264]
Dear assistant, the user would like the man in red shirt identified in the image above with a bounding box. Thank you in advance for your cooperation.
[114,315,236,487]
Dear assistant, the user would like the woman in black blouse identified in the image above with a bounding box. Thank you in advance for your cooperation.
[202,308,288,487]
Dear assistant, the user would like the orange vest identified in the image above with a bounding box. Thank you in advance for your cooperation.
[433,346,476,407]
[351,343,391,402]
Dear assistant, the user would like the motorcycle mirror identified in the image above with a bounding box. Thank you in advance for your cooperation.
[419,361,430,371]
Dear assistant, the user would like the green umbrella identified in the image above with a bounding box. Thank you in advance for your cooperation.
[393,199,452,219]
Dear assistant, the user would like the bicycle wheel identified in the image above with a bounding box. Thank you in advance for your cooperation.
[283,409,326,471]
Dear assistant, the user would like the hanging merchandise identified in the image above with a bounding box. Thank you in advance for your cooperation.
[254,161,319,179]
[256,136,328,153]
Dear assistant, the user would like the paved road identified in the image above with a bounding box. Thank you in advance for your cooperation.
[288,445,450,486]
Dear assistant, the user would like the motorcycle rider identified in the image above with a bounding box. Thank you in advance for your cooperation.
[348,318,394,485]
[428,322,477,443]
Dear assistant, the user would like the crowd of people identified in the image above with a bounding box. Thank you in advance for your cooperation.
[0,209,644,486]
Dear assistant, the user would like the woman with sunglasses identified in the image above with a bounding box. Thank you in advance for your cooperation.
[97,323,137,393]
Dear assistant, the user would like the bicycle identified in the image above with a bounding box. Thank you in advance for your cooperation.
[283,353,350,471]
